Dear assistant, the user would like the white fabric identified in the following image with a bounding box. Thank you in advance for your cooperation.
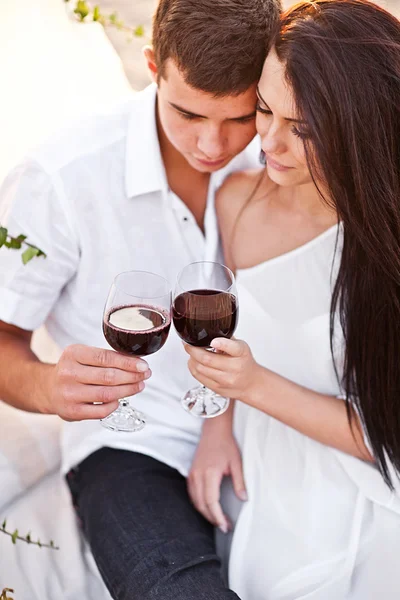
[0,468,112,600]
[225,225,400,600]
[0,82,260,479]
[0,402,62,512]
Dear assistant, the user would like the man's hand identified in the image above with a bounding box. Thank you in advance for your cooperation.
[44,344,151,421]
[188,418,247,534]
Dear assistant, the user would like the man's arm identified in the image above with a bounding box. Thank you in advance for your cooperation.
[0,320,151,420]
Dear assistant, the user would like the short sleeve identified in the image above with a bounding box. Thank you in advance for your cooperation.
[0,159,79,331]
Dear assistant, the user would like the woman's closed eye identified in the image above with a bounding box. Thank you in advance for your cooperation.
[291,125,310,140]
[256,99,310,140]
[256,100,272,116]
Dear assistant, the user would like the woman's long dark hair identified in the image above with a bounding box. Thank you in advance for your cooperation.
[274,0,400,486]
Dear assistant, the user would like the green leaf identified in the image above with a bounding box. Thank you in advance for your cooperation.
[134,25,145,37]
[7,237,22,250]
[37,539,42,548]
[74,0,90,21]
[11,529,18,544]
[0,228,7,248]
[1,519,6,530]
[50,540,54,548]
[21,247,40,265]
[26,532,31,543]
[109,11,118,24]
[93,5,101,21]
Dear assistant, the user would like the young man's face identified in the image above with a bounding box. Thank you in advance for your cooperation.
[147,53,258,173]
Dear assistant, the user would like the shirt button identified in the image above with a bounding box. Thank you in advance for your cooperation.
[183,217,189,222]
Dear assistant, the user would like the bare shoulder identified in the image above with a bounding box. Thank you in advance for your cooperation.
[215,168,269,270]
[215,168,265,234]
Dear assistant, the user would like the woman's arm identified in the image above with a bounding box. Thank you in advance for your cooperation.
[188,401,247,533]
[185,338,373,463]
[187,172,258,529]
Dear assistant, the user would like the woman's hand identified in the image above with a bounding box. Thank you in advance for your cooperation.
[188,409,247,534]
[184,338,263,404]
[186,339,374,463]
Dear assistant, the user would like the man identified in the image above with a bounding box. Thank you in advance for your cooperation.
[0,0,280,598]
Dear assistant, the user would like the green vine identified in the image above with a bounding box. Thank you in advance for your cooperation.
[0,227,46,264]
[65,0,145,39]
[1,519,58,551]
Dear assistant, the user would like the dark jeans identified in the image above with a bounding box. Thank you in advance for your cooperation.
[66,447,240,600]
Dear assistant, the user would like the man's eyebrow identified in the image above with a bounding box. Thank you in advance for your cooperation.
[256,86,306,124]
[169,102,256,121]
[169,102,206,118]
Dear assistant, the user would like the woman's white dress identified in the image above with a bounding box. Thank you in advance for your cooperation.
[225,225,400,600]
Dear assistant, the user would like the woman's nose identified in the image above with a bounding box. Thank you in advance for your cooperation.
[262,128,286,155]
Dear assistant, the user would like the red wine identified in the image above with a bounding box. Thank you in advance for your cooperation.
[103,305,171,356]
[173,289,238,347]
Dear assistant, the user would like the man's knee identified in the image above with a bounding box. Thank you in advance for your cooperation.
[111,540,236,600]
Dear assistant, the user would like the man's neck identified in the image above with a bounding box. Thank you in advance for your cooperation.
[156,108,210,232]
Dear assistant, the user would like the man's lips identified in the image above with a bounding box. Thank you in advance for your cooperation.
[194,156,227,167]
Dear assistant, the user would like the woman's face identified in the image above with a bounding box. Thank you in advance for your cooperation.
[256,49,313,187]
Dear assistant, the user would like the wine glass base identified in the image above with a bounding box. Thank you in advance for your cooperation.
[181,386,230,418]
[101,408,145,432]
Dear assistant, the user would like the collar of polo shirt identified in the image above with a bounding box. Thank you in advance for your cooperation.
[125,84,167,199]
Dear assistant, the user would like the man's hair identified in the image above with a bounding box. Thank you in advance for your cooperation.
[152,0,281,96]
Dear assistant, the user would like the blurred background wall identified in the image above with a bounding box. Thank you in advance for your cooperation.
[98,0,400,91]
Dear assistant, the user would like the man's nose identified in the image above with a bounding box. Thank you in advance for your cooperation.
[197,125,225,159]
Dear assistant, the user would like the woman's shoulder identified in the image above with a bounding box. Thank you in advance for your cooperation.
[215,168,274,269]
[217,167,265,202]
[216,168,268,225]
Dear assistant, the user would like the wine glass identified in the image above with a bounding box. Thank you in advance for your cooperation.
[173,261,238,418]
[102,270,171,432]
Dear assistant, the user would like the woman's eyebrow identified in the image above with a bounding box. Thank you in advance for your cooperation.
[256,85,306,124]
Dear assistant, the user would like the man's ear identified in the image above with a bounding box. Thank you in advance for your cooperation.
[143,46,158,84]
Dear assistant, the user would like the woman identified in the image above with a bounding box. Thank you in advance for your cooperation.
[184,1,400,598]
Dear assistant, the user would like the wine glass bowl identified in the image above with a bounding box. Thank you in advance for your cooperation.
[102,270,171,432]
[173,261,238,418]
[103,304,171,356]
[172,289,238,347]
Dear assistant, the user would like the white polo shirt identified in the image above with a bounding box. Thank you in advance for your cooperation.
[0,84,259,477]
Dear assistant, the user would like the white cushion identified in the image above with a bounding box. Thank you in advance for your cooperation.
[0,401,62,512]
[0,470,111,600]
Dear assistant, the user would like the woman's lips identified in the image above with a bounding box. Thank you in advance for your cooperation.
[265,154,292,172]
